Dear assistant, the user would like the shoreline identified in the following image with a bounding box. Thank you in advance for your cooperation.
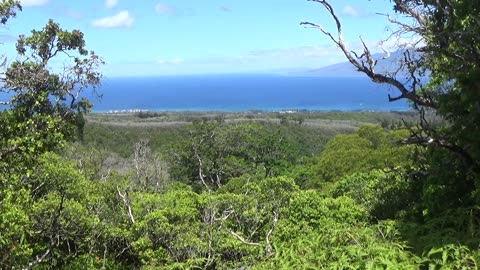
[91,108,414,115]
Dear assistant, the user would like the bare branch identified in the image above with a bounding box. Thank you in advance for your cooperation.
[0,145,19,160]
[22,248,51,270]
[194,148,210,191]
[301,0,438,109]
[264,209,278,256]
[117,186,135,224]
[228,230,262,247]
[213,209,235,222]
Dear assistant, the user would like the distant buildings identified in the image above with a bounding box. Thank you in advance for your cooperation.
[107,109,145,114]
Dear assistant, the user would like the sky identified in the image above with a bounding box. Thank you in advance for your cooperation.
[0,0,401,77]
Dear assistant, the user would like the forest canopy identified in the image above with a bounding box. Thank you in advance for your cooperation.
[1,0,480,269]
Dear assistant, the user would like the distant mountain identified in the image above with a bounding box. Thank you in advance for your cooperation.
[295,61,360,77]
[293,51,414,77]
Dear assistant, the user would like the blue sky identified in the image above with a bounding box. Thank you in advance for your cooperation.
[2,0,398,77]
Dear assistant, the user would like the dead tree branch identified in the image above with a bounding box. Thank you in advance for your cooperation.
[301,0,437,109]
[117,186,135,224]
[228,230,262,247]
[0,145,19,160]
[194,147,210,191]
[22,248,51,270]
[264,209,278,256]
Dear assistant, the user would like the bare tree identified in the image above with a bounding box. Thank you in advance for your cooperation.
[132,140,169,191]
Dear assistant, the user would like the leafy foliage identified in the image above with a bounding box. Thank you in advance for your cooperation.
[168,122,293,190]
[2,0,480,268]
[314,125,414,183]
[331,170,414,220]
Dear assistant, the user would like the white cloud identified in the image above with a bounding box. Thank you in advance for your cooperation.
[342,5,362,17]
[105,0,118,9]
[20,0,49,7]
[92,11,134,28]
[155,3,177,15]
[188,45,348,72]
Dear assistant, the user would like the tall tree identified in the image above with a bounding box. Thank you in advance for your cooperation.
[0,4,104,268]
[1,19,104,163]
[302,0,480,207]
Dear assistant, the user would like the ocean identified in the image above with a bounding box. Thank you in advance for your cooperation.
[87,74,409,112]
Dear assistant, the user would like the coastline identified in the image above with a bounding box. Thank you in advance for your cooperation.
[91,107,413,114]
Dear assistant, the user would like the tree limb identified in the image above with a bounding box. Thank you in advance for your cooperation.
[264,209,278,256]
[117,186,135,224]
[22,248,51,270]
[228,230,262,247]
[0,145,19,160]
[301,0,438,109]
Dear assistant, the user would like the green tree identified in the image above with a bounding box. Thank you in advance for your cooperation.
[314,125,413,183]
[169,122,292,191]
[331,170,415,220]
[1,19,103,162]
[304,0,480,263]
[0,6,103,268]
[303,0,480,188]
[262,191,421,269]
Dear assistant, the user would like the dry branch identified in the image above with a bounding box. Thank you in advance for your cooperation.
[117,186,135,224]
[301,0,437,109]
[265,210,278,256]
[228,230,262,247]
[22,248,51,270]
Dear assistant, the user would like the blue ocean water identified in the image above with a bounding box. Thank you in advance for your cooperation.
[88,74,410,112]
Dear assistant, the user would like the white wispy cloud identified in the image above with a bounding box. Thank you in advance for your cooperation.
[20,0,49,7]
[91,11,134,28]
[105,0,118,9]
[341,5,363,17]
[155,3,177,15]
[105,44,358,76]
[186,45,347,71]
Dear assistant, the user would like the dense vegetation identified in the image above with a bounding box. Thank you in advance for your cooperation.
[2,0,480,269]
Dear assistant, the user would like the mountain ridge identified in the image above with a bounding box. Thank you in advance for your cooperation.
[292,51,410,77]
